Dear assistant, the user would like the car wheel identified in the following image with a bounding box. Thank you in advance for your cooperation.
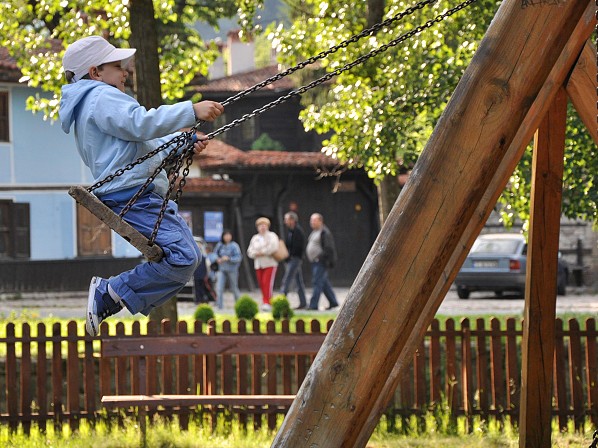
[495,291,503,297]
[457,286,470,299]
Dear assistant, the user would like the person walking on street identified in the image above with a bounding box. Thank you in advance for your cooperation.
[306,213,339,310]
[212,230,242,309]
[247,217,279,311]
[280,212,308,309]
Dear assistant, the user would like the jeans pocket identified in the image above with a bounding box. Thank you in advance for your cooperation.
[158,228,197,267]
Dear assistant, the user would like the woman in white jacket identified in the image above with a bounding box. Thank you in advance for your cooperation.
[247,217,279,311]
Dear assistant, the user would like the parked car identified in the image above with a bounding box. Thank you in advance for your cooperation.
[454,233,568,299]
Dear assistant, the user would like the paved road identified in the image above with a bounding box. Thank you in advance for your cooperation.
[1,286,596,319]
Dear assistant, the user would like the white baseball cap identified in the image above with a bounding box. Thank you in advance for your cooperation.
[63,36,136,82]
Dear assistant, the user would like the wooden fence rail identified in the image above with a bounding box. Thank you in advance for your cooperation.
[0,317,596,433]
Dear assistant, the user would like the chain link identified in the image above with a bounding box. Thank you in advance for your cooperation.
[212,0,437,111]
[201,0,478,142]
[86,0,476,247]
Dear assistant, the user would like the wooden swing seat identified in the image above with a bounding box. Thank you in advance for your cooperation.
[69,186,163,262]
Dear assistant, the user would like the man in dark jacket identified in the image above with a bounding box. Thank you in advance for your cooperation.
[306,213,339,310]
[280,211,308,309]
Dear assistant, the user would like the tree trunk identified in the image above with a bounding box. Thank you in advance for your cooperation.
[129,0,178,323]
[129,0,162,109]
[367,0,401,225]
[367,0,385,29]
[377,176,402,224]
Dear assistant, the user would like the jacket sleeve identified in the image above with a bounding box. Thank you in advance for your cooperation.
[295,228,305,256]
[93,86,196,142]
[266,232,279,255]
[246,235,258,259]
[321,229,337,268]
[229,243,243,264]
[213,242,223,257]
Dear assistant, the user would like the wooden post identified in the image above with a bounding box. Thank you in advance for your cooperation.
[519,88,567,448]
[271,1,592,447]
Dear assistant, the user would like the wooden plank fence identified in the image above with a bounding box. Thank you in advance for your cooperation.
[0,317,596,433]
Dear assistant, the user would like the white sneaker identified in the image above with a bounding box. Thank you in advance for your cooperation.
[86,277,123,337]
[261,303,272,312]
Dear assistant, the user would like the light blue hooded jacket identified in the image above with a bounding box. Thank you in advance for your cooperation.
[59,80,196,197]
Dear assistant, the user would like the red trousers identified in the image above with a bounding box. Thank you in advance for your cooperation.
[255,266,277,304]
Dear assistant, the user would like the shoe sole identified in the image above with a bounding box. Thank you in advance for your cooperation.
[86,277,100,337]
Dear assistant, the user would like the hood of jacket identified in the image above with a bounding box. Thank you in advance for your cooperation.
[60,80,99,134]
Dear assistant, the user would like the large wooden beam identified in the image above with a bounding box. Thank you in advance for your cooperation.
[566,40,598,145]
[519,88,566,448]
[271,1,592,447]
[353,4,597,445]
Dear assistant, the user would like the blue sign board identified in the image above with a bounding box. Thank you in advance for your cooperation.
[204,211,223,243]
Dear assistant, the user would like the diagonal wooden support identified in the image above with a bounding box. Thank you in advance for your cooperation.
[566,40,598,145]
[271,1,593,447]
[69,186,163,262]
[519,87,566,448]
[352,5,597,445]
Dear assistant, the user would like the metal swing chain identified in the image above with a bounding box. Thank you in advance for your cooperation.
[87,0,439,196]
[591,19,598,448]
[216,0,439,110]
[195,0,479,142]
[87,0,477,248]
[149,0,478,246]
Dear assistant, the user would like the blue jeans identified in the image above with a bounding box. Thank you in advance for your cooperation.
[216,269,240,309]
[100,188,201,316]
[281,256,307,307]
[309,260,338,310]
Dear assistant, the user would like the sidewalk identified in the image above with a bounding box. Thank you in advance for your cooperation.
[1,285,596,319]
[0,287,350,319]
[178,287,348,316]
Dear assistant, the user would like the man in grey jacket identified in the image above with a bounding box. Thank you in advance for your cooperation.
[306,213,339,310]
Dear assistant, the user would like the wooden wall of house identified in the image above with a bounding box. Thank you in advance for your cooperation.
[200,94,326,152]
[233,169,379,288]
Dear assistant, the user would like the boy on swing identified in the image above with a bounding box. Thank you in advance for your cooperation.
[59,36,224,336]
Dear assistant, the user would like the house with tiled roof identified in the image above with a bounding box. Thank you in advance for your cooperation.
[190,63,327,152]
[0,41,379,294]
[181,62,381,289]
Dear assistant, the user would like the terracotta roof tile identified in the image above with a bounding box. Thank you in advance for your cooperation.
[191,65,296,93]
[196,139,340,170]
[181,177,242,194]
[0,47,21,83]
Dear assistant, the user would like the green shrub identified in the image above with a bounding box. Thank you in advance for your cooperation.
[193,304,215,323]
[235,295,259,320]
[271,294,294,320]
[250,133,286,151]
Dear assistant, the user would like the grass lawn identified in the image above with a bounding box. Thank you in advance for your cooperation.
[1,417,594,448]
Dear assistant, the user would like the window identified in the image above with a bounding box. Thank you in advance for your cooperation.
[240,116,257,143]
[0,200,30,259]
[0,92,8,142]
[76,204,112,256]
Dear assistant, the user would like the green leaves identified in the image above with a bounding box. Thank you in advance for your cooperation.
[272,0,597,226]
[0,0,243,115]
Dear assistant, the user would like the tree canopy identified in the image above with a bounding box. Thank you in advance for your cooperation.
[0,0,258,118]
[271,0,597,227]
